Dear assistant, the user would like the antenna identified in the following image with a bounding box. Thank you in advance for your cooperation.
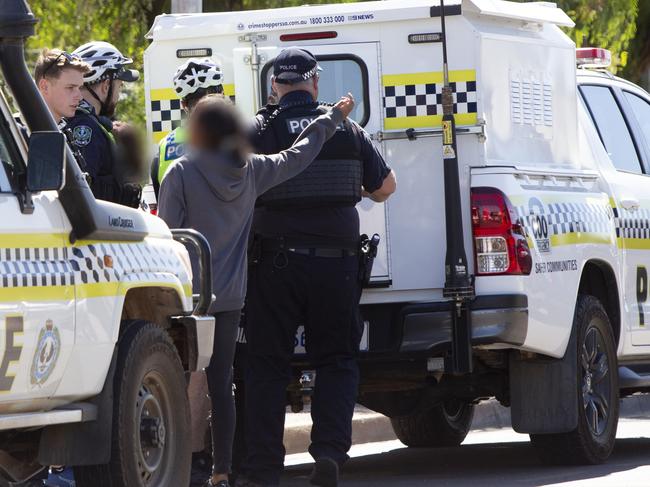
[441,0,450,88]
[439,0,474,375]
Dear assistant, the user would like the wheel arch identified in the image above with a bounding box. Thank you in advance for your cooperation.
[578,260,621,346]
[120,286,195,371]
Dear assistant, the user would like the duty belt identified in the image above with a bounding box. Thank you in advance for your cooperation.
[260,238,358,258]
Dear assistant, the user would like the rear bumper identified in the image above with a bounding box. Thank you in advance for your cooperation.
[399,294,528,353]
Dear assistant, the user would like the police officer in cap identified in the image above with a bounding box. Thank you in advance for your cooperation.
[66,41,142,207]
[239,48,396,487]
[151,58,224,199]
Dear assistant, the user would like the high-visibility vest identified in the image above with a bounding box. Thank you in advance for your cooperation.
[157,126,187,184]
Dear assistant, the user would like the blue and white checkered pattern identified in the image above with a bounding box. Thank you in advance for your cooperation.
[383,81,477,119]
[614,207,650,240]
[515,201,612,237]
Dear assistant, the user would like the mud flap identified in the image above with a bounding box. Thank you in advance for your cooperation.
[509,325,578,434]
[37,348,117,466]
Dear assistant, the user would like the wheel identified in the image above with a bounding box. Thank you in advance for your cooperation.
[75,321,191,487]
[390,399,475,447]
[530,295,619,465]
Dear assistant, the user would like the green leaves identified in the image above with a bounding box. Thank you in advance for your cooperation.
[24,0,643,127]
[515,0,639,73]
[27,0,163,126]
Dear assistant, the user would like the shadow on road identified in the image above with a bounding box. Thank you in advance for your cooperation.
[283,437,650,486]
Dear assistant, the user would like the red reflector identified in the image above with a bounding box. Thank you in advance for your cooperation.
[280,31,337,42]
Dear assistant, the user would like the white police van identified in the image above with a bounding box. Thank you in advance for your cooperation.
[145,0,650,465]
[0,2,215,485]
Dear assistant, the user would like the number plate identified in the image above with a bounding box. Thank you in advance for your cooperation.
[294,321,369,355]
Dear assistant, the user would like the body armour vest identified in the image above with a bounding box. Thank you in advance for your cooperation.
[158,126,187,184]
[255,102,363,208]
[71,103,141,208]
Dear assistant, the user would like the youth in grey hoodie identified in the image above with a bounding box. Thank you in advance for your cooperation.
[158,106,344,313]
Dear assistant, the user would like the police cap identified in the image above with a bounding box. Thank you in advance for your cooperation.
[273,47,322,85]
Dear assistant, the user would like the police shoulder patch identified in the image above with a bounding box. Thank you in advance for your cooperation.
[72,125,93,147]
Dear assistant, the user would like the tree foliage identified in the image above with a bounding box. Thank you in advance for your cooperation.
[517,0,638,73]
[622,0,650,85]
[21,0,644,127]
[27,0,168,125]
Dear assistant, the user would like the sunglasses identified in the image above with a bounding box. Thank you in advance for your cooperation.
[43,51,82,76]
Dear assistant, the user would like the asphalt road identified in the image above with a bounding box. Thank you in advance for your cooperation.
[282,419,650,486]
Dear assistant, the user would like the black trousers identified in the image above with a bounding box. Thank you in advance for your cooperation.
[206,309,241,474]
[242,250,362,485]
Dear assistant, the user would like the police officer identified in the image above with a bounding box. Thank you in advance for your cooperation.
[151,58,224,199]
[239,48,396,487]
[66,41,141,207]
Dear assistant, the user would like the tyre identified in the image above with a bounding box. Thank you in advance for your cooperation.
[75,321,191,487]
[530,295,619,465]
[390,399,475,447]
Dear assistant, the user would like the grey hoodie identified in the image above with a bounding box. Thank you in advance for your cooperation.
[158,106,344,313]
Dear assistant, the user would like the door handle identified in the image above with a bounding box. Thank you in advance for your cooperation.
[621,198,641,211]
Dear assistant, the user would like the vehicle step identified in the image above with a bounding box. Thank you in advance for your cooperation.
[619,366,650,390]
[0,402,97,431]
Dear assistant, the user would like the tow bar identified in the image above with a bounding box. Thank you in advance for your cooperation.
[439,0,474,375]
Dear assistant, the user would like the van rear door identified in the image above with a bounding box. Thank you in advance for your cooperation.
[236,42,391,284]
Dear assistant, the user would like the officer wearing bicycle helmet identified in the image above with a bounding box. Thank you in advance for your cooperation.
[66,41,141,206]
[151,58,224,198]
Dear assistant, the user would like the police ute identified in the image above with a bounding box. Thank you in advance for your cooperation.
[0,2,216,485]
[145,0,650,465]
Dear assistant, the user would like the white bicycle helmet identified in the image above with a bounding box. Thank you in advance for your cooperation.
[173,58,223,100]
[73,41,139,85]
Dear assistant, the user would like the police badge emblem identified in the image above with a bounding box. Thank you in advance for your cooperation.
[72,125,92,147]
[30,319,61,386]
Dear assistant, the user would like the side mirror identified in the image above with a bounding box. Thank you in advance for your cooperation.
[27,131,66,192]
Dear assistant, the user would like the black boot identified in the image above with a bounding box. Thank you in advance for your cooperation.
[190,452,212,487]
[309,457,339,487]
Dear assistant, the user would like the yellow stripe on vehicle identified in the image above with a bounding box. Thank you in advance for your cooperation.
[384,113,478,130]
[0,233,66,249]
[0,282,191,303]
[0,285,75,302]
[617,238,650,250]
[550,233,614,247]
[151,84,235,100]
[382,70,476,87]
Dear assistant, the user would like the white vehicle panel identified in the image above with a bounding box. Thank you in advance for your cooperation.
[0,192,73,411]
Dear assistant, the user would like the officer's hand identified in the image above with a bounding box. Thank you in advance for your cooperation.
[334,93,355,119]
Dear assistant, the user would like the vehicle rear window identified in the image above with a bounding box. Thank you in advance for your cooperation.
[262,55,369,126]
[624,91,650,152]
[580,85,642,174]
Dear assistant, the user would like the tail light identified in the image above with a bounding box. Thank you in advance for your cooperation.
[471,188,532,276]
